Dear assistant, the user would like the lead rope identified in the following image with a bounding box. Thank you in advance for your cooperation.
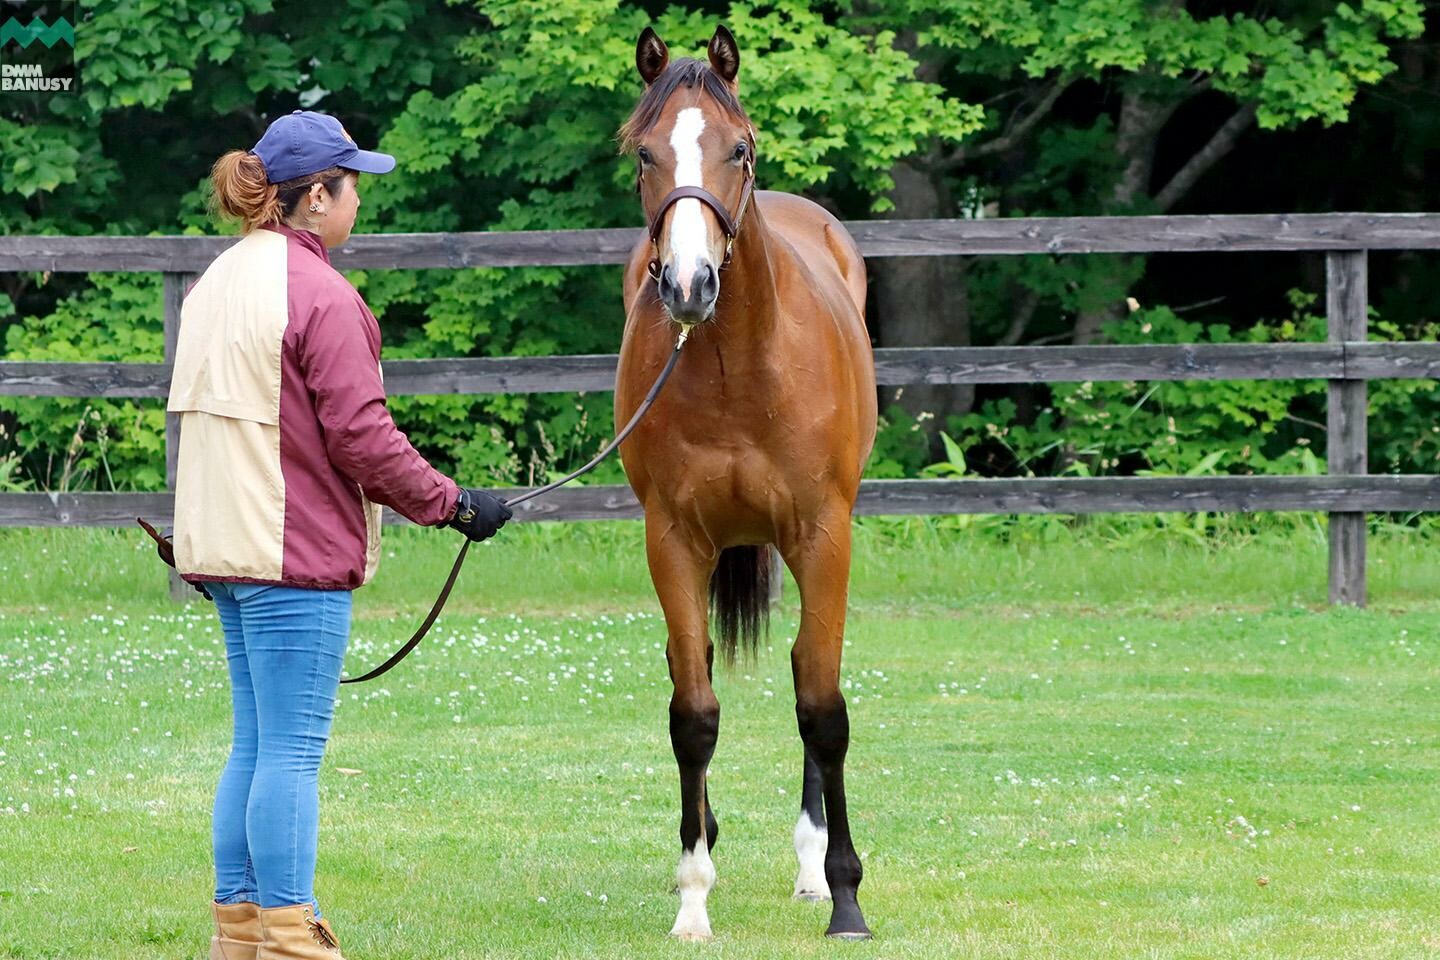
[135,330,691,683]
[336,326,691,684]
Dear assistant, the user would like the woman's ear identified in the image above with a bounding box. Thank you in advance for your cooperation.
[708,25,739,87]
[637,27,669,86]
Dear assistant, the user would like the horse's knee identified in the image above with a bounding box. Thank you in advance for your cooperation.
[796,695,848,761]
[670,692,720,767]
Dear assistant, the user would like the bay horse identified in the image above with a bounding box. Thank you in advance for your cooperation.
[615,25,877,941]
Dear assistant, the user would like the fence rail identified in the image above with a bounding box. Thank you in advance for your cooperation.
[4,212,1440,605]
[5,476,1436,528]
[6,213,1440,272]
[7,342,1440,397]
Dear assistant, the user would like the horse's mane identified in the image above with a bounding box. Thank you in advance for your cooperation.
[618,58,750,154]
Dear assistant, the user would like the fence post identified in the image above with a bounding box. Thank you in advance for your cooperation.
[1326,251,1368,607]
[162,272,194,601]
[767,545,784,609]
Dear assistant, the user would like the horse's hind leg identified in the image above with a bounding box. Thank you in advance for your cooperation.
[782,503,870,938]
[646,518,721,941]
[793,749,830,901]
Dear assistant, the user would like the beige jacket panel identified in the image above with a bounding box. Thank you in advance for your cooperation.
[168,229,288,425]
[169,228,288,581]
[172,411,286,581]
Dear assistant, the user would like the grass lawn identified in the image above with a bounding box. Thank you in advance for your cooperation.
[0,521,1438,958]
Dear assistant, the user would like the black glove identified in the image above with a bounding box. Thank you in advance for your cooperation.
[446,488,512,543]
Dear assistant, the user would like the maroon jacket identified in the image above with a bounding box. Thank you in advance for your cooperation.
[168,223,459,589]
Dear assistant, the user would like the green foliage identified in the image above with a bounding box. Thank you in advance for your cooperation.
[920,431,969,478]
[888,0,1424,130]
[0,0,1428,496]
[944,289,1440,482]
[0,274,166,490]
[863,404,933,479]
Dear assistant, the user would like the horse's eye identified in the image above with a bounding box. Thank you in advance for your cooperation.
[637,147,654,165]
[732,142,748,162]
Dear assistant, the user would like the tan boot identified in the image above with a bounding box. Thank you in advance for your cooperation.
[257,904,345,959]
[210,901,263,960]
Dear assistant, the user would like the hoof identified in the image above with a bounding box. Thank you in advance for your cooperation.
[670,931,714,943]
[825,907,871,940]
[826,930,873,942]
[794,890,831,903]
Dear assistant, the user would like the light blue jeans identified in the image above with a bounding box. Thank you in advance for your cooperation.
[208,582,352,914]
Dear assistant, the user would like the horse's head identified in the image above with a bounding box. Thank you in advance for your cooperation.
[620,25,756,325]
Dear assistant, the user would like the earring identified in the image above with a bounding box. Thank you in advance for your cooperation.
[309,203,321,213]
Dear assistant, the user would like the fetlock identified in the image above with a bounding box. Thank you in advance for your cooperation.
[210,901,262,960]
[257,904,345,960]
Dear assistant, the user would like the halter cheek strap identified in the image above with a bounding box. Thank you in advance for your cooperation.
[641,154,756,281]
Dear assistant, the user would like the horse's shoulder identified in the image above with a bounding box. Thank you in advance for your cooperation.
[757,192,865,314]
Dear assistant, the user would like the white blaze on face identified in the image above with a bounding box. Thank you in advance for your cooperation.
[669,844,716,940]
[793,812,831,900]
[667,107,709,298]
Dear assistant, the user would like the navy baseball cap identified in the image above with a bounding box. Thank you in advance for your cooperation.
[250,110,396,183]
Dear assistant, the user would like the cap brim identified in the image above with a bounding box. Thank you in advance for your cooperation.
[344,149,396,175]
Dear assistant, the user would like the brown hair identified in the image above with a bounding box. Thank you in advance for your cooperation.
[209,150,352,233]
[617,58,750,154]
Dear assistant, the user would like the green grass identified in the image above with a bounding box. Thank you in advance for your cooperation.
[1,523,1438,958]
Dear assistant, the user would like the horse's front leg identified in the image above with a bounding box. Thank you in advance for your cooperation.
[781,502,871,939]
[646,515,721,941]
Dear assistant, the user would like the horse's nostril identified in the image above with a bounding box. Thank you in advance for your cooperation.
[698,264,719,303]
[658,263,680,303]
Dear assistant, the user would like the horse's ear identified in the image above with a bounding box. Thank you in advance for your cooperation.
[708,24,739,86]
[637,27,669,86]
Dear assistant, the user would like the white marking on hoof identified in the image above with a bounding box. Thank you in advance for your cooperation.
[792,812,830,901]
[669,845,716,941]
[827,930,873,941]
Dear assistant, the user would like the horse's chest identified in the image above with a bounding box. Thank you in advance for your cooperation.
[644,413,829,520]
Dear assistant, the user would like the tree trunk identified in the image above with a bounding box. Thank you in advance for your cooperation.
[871,159,973,430]
[1071,89,1175,344]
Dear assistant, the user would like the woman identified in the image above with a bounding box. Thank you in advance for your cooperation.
[169,110,510,960]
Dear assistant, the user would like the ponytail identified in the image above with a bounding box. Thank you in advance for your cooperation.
[210,150,282,233]
[209,150,352,234]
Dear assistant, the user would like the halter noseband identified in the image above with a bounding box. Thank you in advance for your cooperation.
[641,153,756,282]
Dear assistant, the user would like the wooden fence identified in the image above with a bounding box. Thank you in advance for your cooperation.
[4,212,1440,606]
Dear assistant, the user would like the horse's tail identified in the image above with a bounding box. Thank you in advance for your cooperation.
[709,545,772,666]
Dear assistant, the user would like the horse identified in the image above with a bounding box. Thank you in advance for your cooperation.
[614,25,878,941]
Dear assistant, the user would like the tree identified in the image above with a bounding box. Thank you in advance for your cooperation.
[850,0,1424,431]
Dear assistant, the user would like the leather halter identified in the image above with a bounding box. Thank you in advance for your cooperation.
[641,153,755,280]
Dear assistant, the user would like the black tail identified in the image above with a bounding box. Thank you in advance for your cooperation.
[709,545,772,666]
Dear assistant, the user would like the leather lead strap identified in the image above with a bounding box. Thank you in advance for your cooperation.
[337,335,689,683]
[339,539,470,684]
[136,516,176,566]
[139,341,689,687]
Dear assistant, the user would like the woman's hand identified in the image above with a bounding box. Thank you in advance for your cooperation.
[445,488,512,542]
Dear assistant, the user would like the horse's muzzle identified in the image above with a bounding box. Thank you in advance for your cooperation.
[658,260,719,323]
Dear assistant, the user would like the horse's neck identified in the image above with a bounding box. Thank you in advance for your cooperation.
[712,203,780,342]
